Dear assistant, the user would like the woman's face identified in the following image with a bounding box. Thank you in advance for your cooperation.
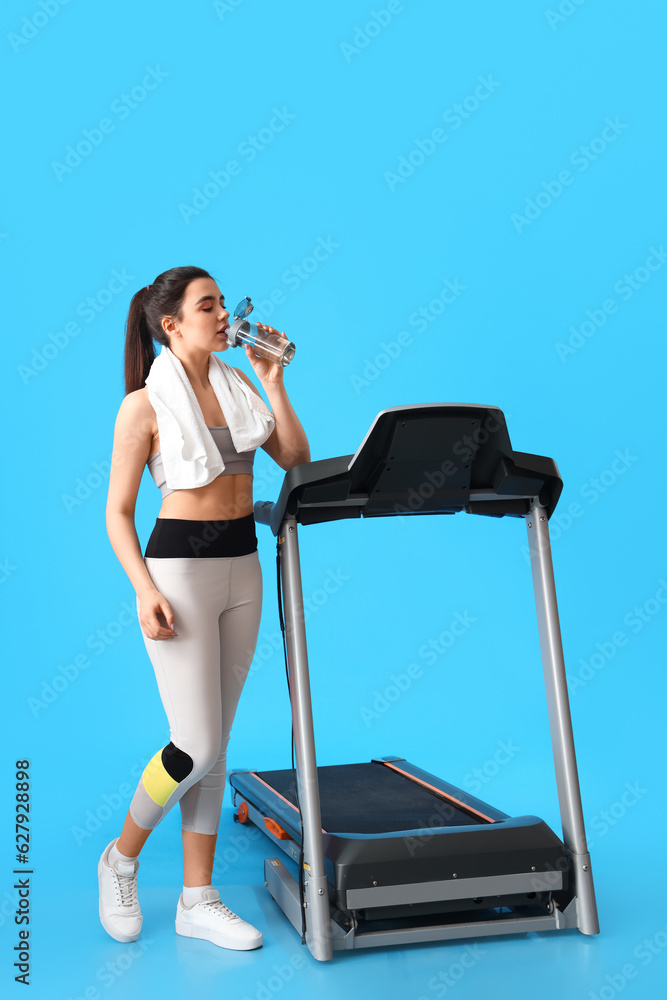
[162,277,231,352]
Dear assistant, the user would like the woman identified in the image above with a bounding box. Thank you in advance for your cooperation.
[98,265,309,951]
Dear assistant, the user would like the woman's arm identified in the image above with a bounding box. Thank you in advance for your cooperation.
[105,392,160,598]
[234,354,310,471]
[261,379,311,470]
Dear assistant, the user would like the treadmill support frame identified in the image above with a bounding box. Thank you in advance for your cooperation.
[526,498,599,934]
[263,490,599,960]
[280,516,333,960]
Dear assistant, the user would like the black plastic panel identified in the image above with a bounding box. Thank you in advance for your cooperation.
[264,405,563,534]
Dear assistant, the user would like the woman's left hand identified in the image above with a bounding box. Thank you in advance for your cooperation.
[244,324,288,385]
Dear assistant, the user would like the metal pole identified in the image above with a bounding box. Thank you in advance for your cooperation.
[280,516,333,960]
[526,499,599,934]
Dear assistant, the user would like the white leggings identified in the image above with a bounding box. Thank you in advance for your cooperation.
[128,550,262,836]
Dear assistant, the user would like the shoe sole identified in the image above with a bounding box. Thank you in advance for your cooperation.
[97,853,142,944]
[175,913,262,950]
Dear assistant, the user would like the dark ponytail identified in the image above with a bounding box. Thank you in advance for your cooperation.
[123,265,213,395]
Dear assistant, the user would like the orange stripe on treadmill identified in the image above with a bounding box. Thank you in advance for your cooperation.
[248,772,328,834]
[380,762,496,823]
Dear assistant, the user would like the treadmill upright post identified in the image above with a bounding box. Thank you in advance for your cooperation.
[279,515,333,961]
[526,499,600,935]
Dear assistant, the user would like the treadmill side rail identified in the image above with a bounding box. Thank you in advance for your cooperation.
[280,516,333,960]
[527,500,600,935]
[372,757,511,822]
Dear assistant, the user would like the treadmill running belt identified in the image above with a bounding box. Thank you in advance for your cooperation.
[254,762,486,834]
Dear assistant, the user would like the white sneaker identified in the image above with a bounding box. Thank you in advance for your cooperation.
[175,887,263,950]
[98,838,142,943]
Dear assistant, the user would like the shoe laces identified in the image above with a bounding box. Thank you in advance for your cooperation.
[201,899,242,923]
[113,867,139,908]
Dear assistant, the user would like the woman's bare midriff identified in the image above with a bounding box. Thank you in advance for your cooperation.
[142,387,254,522]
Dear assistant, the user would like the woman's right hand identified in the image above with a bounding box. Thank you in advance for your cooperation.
[137,589,179,640]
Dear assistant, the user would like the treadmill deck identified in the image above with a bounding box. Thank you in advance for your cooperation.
[229,758,571,914]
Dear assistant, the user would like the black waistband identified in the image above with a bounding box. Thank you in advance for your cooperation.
[144,513,257,558]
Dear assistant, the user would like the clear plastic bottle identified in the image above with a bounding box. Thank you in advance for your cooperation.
[227,297,296,367]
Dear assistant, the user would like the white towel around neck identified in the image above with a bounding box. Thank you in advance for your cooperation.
[144,345,276,490]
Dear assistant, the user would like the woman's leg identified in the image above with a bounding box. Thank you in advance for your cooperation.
[116,813,152,858]
[124,558,232,839]
[181,831,217,888]
[178,549,263,884]
[100,525,263,946]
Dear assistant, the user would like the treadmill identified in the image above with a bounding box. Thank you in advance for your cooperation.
[228,404,599,961]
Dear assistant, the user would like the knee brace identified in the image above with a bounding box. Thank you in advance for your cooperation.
[141,742,194,807]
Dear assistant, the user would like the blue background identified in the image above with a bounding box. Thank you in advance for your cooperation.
[3,1,666,997]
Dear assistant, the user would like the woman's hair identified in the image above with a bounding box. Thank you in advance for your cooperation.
[123,265,213,395]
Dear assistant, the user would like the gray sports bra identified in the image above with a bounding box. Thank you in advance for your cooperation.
[147,425,256,498]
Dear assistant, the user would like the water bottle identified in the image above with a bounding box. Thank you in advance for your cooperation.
[227,297,296,367]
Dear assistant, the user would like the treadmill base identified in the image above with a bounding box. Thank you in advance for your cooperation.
[264,855,580,955]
